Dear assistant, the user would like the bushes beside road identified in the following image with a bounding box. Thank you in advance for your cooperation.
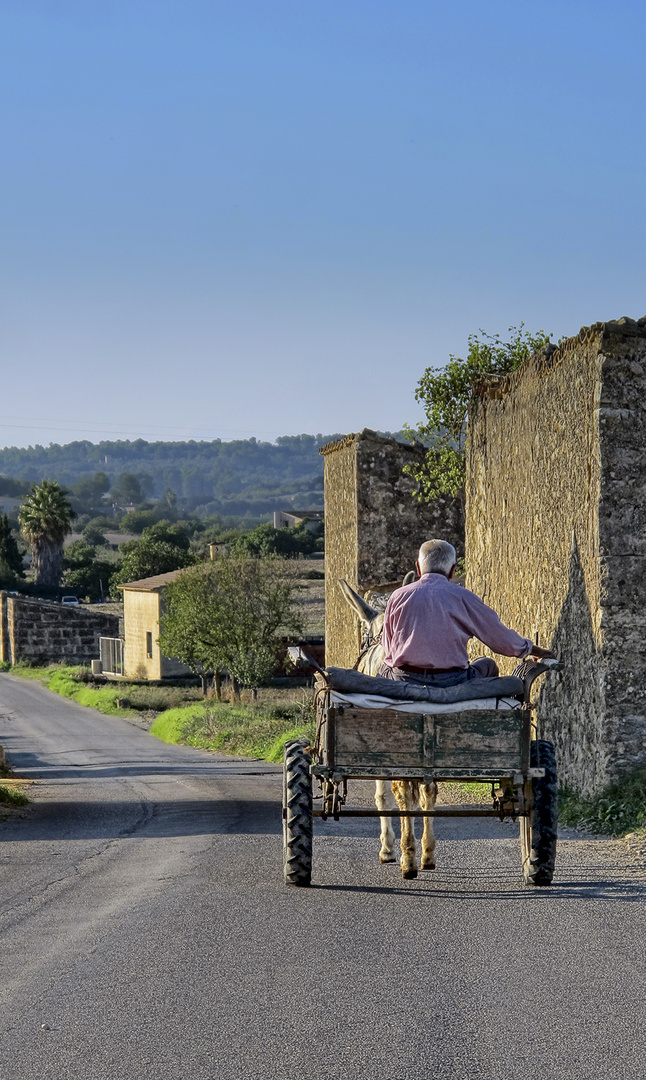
[6,665,314,763]
[150,698,315,762]
[559,770,646,837]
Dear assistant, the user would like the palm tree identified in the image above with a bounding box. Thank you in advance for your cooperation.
[19,481,76,590]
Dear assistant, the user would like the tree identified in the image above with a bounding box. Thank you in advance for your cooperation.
[0,514,25,587]
[110,472,144,505]
[81,523,108,547]
[19,481,76,590]
[232,522,323,558]
[110,537,194,593]
[71,471,111,505]
[405,326,552,501]
[119,509,156,534]
[63,541,113,601]
[140,521,192,551]
[159,557,302,698]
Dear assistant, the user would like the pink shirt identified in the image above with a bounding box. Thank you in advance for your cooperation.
[382,572,533,670]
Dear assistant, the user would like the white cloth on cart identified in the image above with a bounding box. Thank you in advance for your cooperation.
[329,691,522,714]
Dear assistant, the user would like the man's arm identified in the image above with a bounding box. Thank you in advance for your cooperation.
[461,590,555,658]
[529,644,556,659]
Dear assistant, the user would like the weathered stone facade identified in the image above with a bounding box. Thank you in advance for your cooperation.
[322,430,464,667]
[0,592,119,666]
[119,572,192,681]
[466,317,646,796]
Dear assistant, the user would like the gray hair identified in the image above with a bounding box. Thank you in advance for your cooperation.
[418,539,456,576]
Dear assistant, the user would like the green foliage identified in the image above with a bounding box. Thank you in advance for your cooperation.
[19,480,76,589]
[0,475,29,497]
[110,537,194,591]
[10,664,202,715]
[159,557,302,689]
[559,769,646,836]
[406,326,552,500]
[8,663,311,759]
[86,515,113,530]
[232,522,323,558]
[0,433,349,519]
[140,521,192,550]
[150,698,315,761]
[63,541,113,601]
[70,471,111,505]
[110,472,146,505]
[19,480,76,545]
[0,514,24,585]
[119,509,157,534]
[81,524,108,546]
[0,784,29,807]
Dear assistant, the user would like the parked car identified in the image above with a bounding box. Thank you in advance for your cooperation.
[61,595,79,606]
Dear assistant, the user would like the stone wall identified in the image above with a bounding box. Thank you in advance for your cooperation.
[0,592,119,666]
[466,317,646,796]
[322,430,464,667]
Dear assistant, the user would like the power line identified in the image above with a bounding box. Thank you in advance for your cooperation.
[0,419,288,442]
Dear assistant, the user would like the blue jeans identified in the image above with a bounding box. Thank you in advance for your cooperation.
[378,656,499,687]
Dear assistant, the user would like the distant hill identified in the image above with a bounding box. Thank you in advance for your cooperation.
[0,432,407,519]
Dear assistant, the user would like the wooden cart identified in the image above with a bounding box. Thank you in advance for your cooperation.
[282,664,559,888]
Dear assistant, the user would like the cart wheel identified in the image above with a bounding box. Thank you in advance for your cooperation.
[283,739,313,886]
[520,739,558,886]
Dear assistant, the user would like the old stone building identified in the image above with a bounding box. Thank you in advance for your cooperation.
[467,317,646,795]
[114,571,192,681]
[322,429,464,667]
[0,592,119,666]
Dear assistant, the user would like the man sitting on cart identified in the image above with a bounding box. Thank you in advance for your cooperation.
[379,539,554,687]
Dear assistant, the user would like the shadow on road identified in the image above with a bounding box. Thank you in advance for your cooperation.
[5,750,280,781]
[1,798,284,839]
[313,874,646,902]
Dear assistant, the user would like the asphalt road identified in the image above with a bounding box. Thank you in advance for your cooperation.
[0,672,645,1080]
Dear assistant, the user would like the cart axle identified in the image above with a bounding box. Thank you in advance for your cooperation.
[307,806,527,818]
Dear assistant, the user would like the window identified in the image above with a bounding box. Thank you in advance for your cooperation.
[146,632,153,659]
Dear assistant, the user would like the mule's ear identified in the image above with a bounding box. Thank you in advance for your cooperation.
[338,579,380,622]
[402,570,416,586]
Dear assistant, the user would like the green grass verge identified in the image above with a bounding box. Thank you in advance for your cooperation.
[8,664,203,719]
[0,783,29,806]
[7,663,315,761]
[150,700,316,762]
[559,769,646,837]
[9,664,140,717]
[0,761,30,806]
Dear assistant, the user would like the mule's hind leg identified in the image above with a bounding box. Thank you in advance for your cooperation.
[392,780,418,879]
[375,779,396,863]
[419,781,438,870]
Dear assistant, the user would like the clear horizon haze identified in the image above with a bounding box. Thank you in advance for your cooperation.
[2,1,645,450]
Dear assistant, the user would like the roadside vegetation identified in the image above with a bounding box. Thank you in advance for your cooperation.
[7,665,315,763]
[150,693,316,763]
[8,664,203,717]
[158,557,303,699]
[0,760,30,808]
[404,325,552,502]
[559,771,646,837]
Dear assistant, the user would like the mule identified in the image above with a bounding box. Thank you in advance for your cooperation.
[338,577,438,879]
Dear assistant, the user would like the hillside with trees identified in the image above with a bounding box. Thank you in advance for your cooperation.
[0,432,405,519]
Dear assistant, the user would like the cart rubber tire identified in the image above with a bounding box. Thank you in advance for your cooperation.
[521,739,558,886]
[283,739,313,886]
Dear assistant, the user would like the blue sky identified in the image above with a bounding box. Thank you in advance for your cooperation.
[2,0,645,448]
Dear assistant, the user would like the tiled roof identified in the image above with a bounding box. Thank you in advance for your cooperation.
[117,569,187,592]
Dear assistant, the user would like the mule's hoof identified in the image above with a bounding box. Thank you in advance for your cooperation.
[421,860,436,871]
[402,867,418,880]
[379,853,397,864]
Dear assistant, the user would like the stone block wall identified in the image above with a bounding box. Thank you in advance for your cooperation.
[322,429,464,667]
[0,592,119,666]
[466,317,646,796]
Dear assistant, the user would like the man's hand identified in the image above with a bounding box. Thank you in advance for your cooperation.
[531,644,557,660]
